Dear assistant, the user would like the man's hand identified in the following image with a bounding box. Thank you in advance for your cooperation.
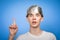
[9,19,18,40]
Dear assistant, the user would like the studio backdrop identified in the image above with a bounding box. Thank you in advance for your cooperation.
[0,0,60,40]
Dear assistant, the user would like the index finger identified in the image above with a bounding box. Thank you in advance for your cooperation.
[13,18,16,25]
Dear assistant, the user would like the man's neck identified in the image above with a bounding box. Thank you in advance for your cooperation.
[29,26,42,36]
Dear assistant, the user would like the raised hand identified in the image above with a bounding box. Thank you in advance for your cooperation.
[9,18,18,40]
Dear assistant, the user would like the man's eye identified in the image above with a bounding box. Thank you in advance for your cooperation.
[29,14,33,17]
[36,14,40,16]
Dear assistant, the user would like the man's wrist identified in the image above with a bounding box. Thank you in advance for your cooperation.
[9,35,14,40]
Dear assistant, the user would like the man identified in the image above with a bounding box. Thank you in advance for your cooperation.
[9,5,56,40]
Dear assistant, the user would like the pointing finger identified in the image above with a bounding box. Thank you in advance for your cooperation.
[13,18,16,25]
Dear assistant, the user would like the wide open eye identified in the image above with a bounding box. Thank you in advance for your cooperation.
[36,13,40,17]
[29,14,33,17]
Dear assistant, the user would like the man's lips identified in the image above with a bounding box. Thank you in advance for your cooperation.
[32,21,37,24]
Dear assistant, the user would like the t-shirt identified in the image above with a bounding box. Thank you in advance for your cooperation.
[16,31,56,40]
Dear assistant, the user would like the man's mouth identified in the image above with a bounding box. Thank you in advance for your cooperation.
[32,21,37,24]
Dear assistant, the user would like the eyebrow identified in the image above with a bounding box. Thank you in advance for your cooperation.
[28,13,32,15]
[36,13,40,14]
[28,13,40,15]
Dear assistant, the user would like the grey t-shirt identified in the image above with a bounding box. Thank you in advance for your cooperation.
[17,31,56,40]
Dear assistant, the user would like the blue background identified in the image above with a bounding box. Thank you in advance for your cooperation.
[0,0,60,40]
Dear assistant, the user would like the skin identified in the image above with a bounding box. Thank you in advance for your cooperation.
[9,8,43,40]
[9,19,18,40]
[27,8,43,35]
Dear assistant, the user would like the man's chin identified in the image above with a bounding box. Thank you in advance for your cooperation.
[31,25,38,28]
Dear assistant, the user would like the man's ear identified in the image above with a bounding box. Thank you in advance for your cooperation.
[41,17,43,22]
[26,17,29,22]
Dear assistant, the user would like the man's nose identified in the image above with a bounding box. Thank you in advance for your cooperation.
[32,16,36,20]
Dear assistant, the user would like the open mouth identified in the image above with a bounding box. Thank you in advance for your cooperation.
[32,21,37,24]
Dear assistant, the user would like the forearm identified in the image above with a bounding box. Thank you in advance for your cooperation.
[9,35,14,40]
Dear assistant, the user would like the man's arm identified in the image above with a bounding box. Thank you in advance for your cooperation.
[9,19,18,40]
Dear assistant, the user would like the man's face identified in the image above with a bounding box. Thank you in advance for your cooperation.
[27,7,43,28]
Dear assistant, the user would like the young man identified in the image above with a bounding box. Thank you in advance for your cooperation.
[9,5,56,40]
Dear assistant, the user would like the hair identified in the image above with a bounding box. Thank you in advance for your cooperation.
[26,5,43,17]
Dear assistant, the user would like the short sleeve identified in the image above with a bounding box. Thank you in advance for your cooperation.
[16,35,24,40]
[49,33,56,40]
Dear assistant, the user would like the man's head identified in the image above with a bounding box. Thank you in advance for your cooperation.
[26,5,43,28]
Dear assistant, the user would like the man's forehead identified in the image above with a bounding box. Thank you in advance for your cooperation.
[30,7,39,14]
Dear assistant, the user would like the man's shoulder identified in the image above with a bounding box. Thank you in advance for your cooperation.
[43,31,56,39]
[16,32,28,40]
[43,31,55,36]
[19,32,28,37]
